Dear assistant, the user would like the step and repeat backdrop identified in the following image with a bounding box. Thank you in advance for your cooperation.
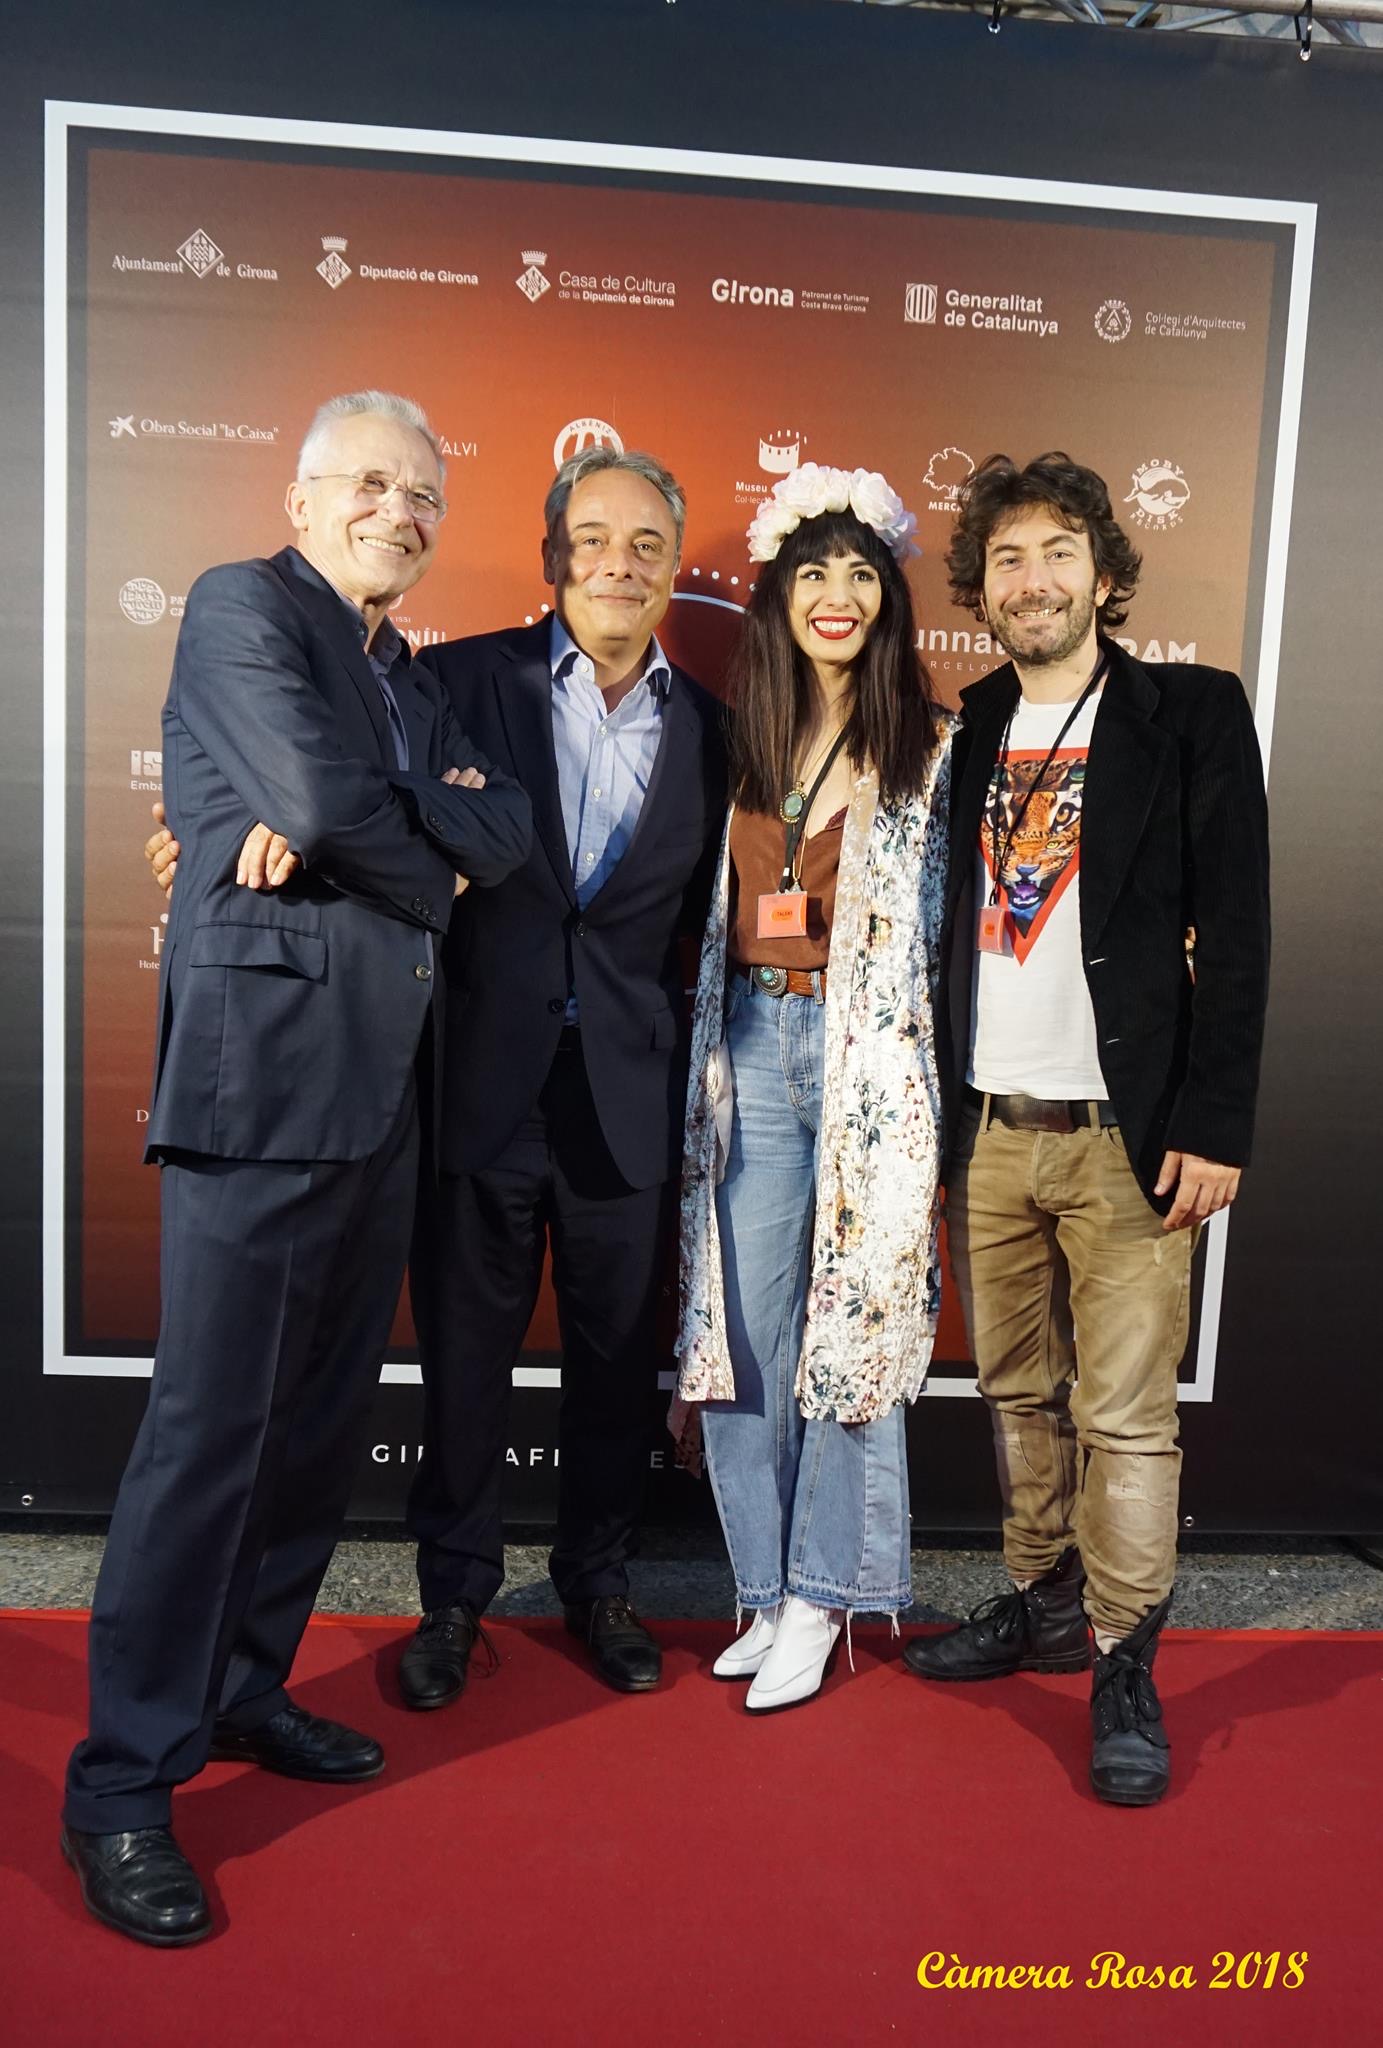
[9,1,1379,1528]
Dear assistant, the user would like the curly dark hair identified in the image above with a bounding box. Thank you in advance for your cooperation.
[946,452,1142,632]
[729,509,937,814]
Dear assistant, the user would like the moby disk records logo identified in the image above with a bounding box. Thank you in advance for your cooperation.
[1124,460,1191,532]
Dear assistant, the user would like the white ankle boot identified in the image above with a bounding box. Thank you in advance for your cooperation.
[744,1594,842,1713]
[712,1605,780,1680]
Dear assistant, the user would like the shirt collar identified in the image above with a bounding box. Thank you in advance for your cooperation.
[288,548,406,670]
[548,613,670,700]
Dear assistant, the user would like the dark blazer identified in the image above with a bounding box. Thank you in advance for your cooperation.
[941,642,1270,1209]
[149,548,532,1163]
[416,618,728,1189]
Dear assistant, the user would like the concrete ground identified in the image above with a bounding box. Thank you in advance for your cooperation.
[3,1518,1381,1629]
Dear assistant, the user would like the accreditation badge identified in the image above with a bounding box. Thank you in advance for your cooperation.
[757,889,810,940]
[977,902,1011,955]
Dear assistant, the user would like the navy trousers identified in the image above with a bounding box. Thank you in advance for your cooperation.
[64,1079,418,1834]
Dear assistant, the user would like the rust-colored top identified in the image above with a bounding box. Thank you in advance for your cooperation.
[728,805,846,970]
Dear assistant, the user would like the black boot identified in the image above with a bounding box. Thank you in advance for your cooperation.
[903,1547,1091,1680]
[1089,1596,1172,1806]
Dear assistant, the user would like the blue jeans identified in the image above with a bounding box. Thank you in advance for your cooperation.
[703,973,913,1614]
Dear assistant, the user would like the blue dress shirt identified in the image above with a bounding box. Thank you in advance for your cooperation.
[549,614,670,1019]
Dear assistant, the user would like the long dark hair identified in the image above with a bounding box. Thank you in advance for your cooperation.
[946,452,1142,631]
[729,509,937,813]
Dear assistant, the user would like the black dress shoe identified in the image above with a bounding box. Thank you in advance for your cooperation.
[61,1825,211,1947]
[208,1702,384,1782]
[563,1595,662,1693]
[1090,1596,1172,1807]
[903,1547,1091,1681]
[398,1604,496,1711]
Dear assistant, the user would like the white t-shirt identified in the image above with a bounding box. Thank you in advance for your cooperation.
[968,688,1107,1100]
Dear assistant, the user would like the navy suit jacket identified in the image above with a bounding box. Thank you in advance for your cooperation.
[416,619,728,1188]
[149,548,532,1163]
[941,642,1271,1209]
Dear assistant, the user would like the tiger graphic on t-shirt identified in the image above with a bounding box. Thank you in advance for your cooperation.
[980,749,1086,964]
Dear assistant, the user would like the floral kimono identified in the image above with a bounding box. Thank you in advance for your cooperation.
[675,722,955,1431]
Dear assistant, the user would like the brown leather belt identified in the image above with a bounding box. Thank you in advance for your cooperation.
[964,1084,1118,1133]
[733,962,828,1001]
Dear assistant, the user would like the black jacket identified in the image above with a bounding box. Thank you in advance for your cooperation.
[417,619,728,1188]
[150,548,532,1162]
[941,642,1271,1209]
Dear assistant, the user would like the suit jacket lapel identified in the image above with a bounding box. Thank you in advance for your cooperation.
[269,548,392,761]
[494,622,575,902]
[948,666,1020,920]
[1080,647,1172,947]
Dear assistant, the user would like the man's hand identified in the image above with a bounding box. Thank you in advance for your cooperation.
[236,823,300,891]
[145,800,180,897]
[1155,1151,1242,1231]
[440,767,484,894]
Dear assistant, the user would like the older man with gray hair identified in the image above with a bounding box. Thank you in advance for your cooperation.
[64,390,531,1946]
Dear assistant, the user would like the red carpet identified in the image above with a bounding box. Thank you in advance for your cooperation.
[2,1612,1377,2046]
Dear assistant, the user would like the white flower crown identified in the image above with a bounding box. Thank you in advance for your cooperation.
[746,461,920,565]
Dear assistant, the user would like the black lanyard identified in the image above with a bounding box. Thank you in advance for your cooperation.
[985,653,1107,908]
[780,727,850,889]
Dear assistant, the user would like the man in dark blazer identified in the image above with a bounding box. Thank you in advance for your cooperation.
[904,454,1270,1809]
[62,392,531,1946]
[399,447,726,1703]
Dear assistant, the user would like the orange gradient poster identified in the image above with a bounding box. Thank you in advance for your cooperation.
[46,110,1309,1409]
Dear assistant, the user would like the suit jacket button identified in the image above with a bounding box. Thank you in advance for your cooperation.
[574,920,586,938]
[547,997,565,1014]
[415,964,433,982]
[427,813,442,831]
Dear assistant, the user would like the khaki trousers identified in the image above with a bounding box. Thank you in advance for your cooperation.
[946,1098,1197,1640]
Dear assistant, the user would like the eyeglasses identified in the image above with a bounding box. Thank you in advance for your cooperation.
[307,471,448,523]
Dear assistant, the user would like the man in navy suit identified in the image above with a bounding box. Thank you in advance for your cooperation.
[399,449,727,1702]
[63,391,531,1946]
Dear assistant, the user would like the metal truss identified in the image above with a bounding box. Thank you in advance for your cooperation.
[845,0,1383,55]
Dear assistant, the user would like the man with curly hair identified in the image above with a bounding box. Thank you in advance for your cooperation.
[905,453,1270,1807]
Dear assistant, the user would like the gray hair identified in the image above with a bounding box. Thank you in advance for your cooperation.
[544,447,685,555]
[297,389,446,482]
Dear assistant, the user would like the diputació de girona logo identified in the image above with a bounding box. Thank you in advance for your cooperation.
[1124,460,1191,532]
[1094,298,1133,344]
[316,236,352,289]
[516,250,552,302]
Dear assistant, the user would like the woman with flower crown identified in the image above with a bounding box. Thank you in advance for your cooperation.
[673,463,954,1711]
